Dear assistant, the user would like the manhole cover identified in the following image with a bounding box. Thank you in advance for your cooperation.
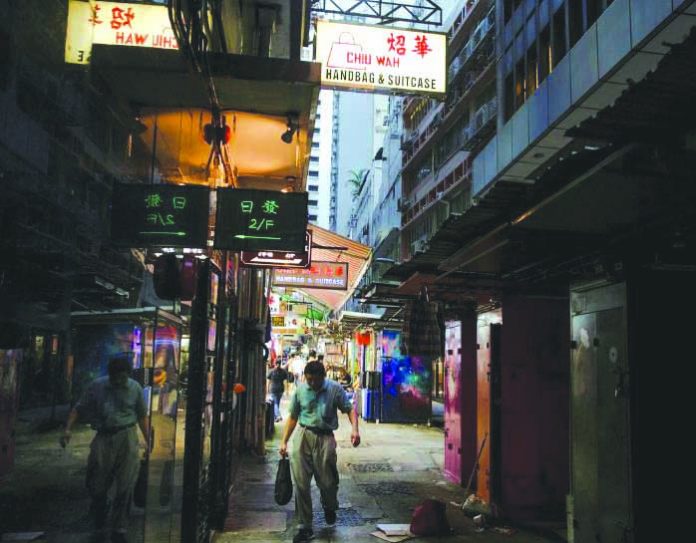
[312,507,364,527]
[360,482,415,496]
[348,462,393,473]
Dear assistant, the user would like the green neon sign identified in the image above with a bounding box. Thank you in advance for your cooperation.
[111,183,209,248]
[215,188,308,251]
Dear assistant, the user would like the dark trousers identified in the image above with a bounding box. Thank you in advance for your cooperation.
[272,391,283,419]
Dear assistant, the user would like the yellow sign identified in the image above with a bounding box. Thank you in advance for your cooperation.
[315,20,447,95]
[65,1,178,65]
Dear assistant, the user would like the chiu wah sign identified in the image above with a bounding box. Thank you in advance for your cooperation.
[273,262,349,291]
[315,20,447,96]
[65,0,178,65]
[215,189,308,252]
[110,184,209,248]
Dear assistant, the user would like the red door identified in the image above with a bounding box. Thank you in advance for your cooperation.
[444,321,462,483]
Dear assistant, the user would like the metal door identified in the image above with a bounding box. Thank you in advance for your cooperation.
[476,311,502,503]
[571,285,632,543]
[444,321,462,483]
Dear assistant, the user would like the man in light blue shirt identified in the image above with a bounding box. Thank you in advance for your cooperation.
[280,361,360,543]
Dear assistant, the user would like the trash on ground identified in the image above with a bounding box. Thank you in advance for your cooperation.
[462,493,491,515]
[491,526,517,536]
[1,533,46,542]
[376,524,412,536]
[370,530,415,542]
[473,513,487,532]
[371,523,415,542]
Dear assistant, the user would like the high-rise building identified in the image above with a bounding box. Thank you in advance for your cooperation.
[307,90,335,229]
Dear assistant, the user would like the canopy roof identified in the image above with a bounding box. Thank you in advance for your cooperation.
[276,225,372,312]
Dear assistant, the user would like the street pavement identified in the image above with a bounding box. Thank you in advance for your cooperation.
[214,416,565,543]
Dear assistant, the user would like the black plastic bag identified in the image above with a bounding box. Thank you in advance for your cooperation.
[274,458,293,505]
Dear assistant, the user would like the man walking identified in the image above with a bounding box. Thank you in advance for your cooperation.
[279,361,360,543]
[267,359,289,422]
[61,355,149,543]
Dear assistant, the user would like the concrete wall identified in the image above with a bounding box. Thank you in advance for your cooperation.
[499,294,570,521]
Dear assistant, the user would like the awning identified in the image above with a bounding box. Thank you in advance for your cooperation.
[90,45,321,190]
[338,310,383,333]
[276,225,372,312]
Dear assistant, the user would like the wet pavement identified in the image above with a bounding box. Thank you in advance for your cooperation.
[1,406,565,543]
[215,417,565,543]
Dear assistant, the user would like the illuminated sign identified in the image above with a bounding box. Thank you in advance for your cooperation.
[273,262,349,291]
[271,316,286,327]
[65,1,178,65]
[240,231,312,268]
[215,189,308,252]
[315,20,446,95]
[110,183,209,248]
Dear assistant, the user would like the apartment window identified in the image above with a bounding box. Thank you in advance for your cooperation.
[551,6,567,68]
[568,0,583,48]
[514,58,525,111]
[309,214,318,221]
[538,26,551,83]
[309,170,319,177]
[312,142,320,148]
[309,200,318,206]
[526,43,538,96]
[308,184,319,191]
[310,156,319,162]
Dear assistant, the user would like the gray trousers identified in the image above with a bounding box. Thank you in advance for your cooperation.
[290,426,339,529]
[86,426,140,533]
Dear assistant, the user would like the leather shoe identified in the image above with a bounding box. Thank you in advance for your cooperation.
[293,528,315,542]
[324,508,337,525]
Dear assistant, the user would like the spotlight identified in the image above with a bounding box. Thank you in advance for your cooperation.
[281,113,299,144]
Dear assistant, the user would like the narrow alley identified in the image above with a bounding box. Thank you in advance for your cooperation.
[217,416,562,543]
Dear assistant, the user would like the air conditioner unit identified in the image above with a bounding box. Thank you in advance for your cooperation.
[411,238,428,254]
[474,109,485,129]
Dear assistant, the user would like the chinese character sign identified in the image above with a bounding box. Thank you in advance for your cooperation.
[316,20,446,95]
[272,262,349,291]
[110,184,209,248]
[65,0,178,65]
[215,189,308,252]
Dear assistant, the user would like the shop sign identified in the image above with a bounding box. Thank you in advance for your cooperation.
[215,189,308,252]
[241,231,312,268]
[65,0,178,65]
[110,183,210,248]
[273,262,349,291]
[315,20,446,95]
[271,316,286,327]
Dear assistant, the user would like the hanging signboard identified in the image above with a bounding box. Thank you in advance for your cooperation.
[315,20,447,95]
[215,189,308,252]
[110,183,210,248]
[240,231,312,268]
[65,0,178,65]
[273,262,349,290]
[271,316,286,327]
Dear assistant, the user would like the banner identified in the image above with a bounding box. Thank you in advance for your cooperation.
[66,1,178,65]
[316,20,446,95]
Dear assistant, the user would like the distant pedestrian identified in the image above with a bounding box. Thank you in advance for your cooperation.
[267,360,289,422]
[288,351,306,387]
[61,355,149,543]
[279,361,361,543]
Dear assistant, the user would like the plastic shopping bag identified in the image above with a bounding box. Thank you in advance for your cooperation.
[274,457,293,505]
